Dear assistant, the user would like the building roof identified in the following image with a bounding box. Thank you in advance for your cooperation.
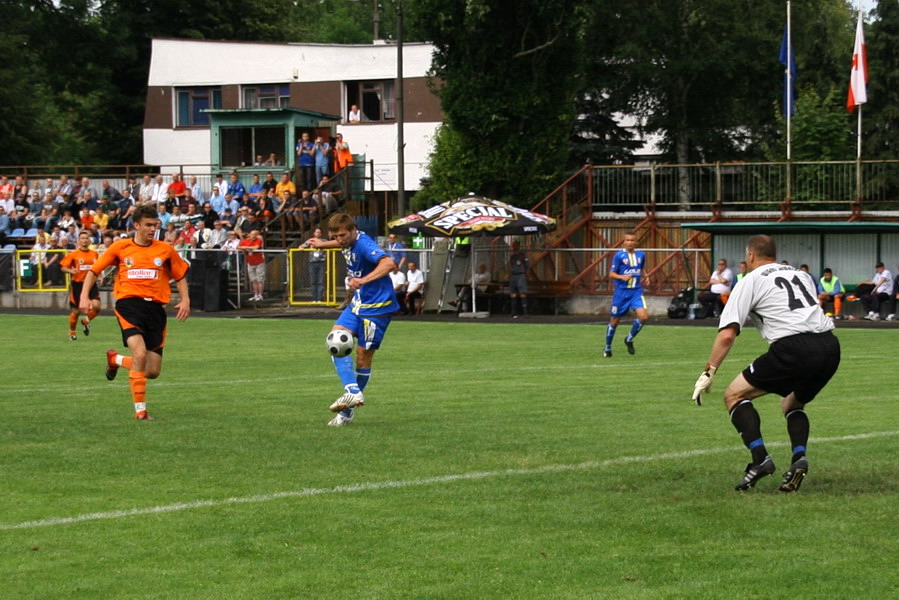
[681,221,899,234]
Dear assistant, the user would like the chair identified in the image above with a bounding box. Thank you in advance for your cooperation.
[3,244,16,251]
[9,228,24,238]
[24,228,39,238]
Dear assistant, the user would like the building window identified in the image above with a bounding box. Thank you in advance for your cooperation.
[345,80,395,122]
[176,87,222,127]
[243,84,291,109]
[220,126,285,168]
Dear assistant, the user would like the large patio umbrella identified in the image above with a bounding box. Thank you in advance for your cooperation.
[387,194,556,314]
[387,193,556,238]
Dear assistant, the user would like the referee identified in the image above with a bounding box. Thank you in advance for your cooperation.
[692,235,840,492]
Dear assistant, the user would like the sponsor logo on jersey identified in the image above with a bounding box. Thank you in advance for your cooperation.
[127,269,158,280]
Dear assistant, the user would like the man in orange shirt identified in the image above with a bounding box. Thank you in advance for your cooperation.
[80,204,190,420]
[60,230,100,341]
[239,228,265,301]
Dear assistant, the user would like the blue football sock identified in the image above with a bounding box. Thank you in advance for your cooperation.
[356,368,372,392]
[626,319,643,342]
[605,324,617,349]
[332,355,360,393]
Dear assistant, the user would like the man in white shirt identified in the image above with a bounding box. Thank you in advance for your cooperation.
[405,261,425,315]
[859,261,892,320]
[388,264,407,314]
[697,258,734,318]
[692,235,840,493]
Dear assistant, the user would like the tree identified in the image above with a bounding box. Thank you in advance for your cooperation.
[863,0,899,158]
[408,0,583,209]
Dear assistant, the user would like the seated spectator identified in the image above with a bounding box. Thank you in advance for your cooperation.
[209,185,226,214]
[93,206,110,232]
[168,204,188,230]
[168,173,187,202]
[227,171,246,205]
[697,258,733,318]
[405,261,425,315]
[257,189,276,222]
[817,268,844,319]
[315,175,342,214]
[207,220,229,248]
[858,261,892,320]
[221,229,241,269]
[450,263,492,312]
[247,174,264,207]
[163,222,178,245]
[107,206,127,232]
[275,172,296,200]
[347,104,362,123]
[184,203,202,226]
[201,202,219,229]
[0,206,9,236]
[277,190,299,230]
[218,207,237,230]
[300,189,320,231]
[389,264,407,314]
[156,203,171,230]
[191,220,211,248]
[263,153,279,166]
[100,180,123,206]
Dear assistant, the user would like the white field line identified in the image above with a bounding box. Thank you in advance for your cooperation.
[2,430,896,532]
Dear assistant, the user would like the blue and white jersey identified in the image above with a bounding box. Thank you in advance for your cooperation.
[611,249,646,291]
[344,231,397,316]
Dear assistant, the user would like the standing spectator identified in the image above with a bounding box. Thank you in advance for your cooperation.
[691,235,839,492]
[126,175,140,199]
[82,204,190,421]
[42,236,64,285]
[859,261,892,320]
[303,227,327,302]
[60,230,101,341]
[168,173,187,202]
[405,261,425,315]
[333,133,354,172]
[207,186,225,215]
[227,172,246,205]
[384,233,407,270]
[508,240,529,319]
[816,268,844,319]
[138,175,154,204]
[698,259,734,318]
[188,176,202,202]
[152,175,168,205]
[296,132,315,191]
[239,228,266,301]
[0,206,9,237]
[313,135,331,186]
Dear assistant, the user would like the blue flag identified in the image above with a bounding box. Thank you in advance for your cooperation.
[779,27,797,117]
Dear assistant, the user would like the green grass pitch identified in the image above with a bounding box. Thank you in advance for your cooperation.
[1,313,897,599]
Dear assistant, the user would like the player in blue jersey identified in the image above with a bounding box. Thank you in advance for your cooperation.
[308,213,398,426]
[605,232,649,357]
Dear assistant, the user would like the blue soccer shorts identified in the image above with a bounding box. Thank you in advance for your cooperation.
[334,310,393,350]
[610,289,646,317]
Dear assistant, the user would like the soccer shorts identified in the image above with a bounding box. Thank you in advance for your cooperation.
[114,297,168,355]
[509,273,528,295]
[743,331,840,405]
[610,288,646,317]
[335,309,392,351]
[69,281,99,308]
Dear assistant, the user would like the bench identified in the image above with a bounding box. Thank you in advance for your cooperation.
[471,280,571,315]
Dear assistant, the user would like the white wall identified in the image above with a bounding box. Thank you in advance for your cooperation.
[149,39,435,86]
[143,129,212,172]
[337,122,438,192]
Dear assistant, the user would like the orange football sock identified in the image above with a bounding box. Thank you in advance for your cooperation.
[115,355,133,370]
[87,308,99,321]
[129,370,147,415]
[68,313,78,334]
[834,296,843,315]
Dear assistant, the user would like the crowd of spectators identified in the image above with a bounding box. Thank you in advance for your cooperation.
[0,166,346,250]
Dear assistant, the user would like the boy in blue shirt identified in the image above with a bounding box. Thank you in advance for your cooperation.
[605,232,649,357]
[308,213,397,426]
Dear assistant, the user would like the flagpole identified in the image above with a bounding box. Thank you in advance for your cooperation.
[786,0,792,161]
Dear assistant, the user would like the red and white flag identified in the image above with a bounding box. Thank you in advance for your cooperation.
[847,13,868,113]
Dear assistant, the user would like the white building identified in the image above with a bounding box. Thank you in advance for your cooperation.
[144,38,443,193]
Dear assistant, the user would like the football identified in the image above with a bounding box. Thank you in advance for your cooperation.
[326,329,355,357]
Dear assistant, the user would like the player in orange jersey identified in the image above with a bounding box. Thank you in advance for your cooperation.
[60,230,101,341]
[80,204,190,420]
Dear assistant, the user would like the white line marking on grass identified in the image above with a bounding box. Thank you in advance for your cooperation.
[2,430,896,532]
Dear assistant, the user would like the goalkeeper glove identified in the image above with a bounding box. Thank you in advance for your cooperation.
[691,364,718,406]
